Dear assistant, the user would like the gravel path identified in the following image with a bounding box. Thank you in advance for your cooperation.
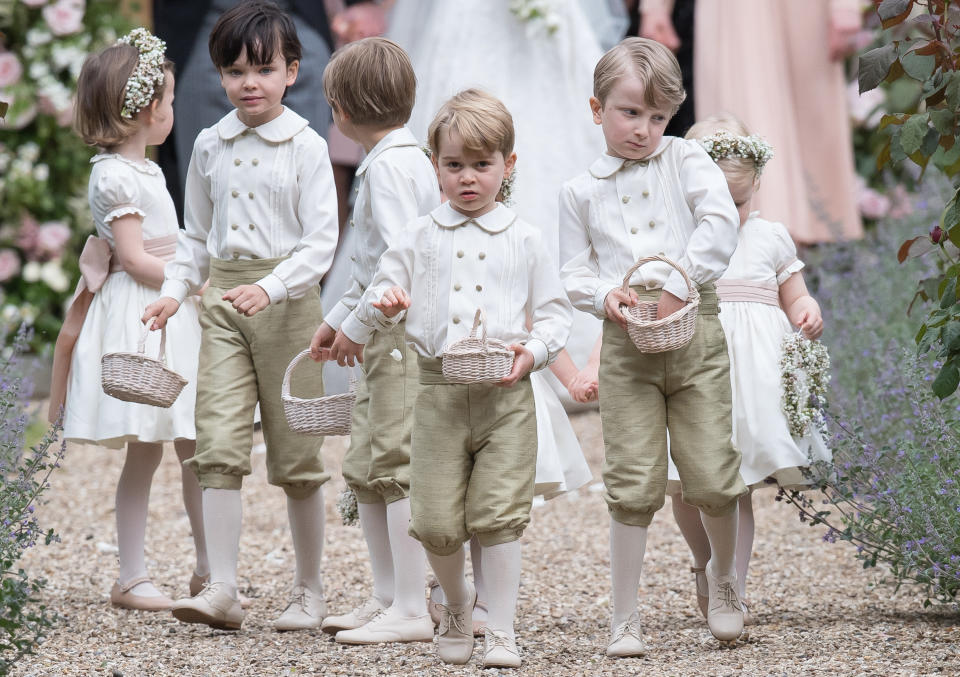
[12,412,960,676]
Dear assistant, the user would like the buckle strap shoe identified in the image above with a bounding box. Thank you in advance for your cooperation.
[705,562,744,642]
[482,629,521,668]
[606,611,645,658]
[110,576,174,612]
[335,610,434,644]
[437,583,476,664]
[322,596,387,634]
[172,581,243,630]
[274,585,326,631]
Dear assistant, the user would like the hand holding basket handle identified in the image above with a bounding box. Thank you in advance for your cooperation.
[618,255,700,353]
[441,308,515,384]
[282,349,356,436]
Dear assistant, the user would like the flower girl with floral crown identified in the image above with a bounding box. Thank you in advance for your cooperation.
[50,28,207,611]
[667,113,831,626]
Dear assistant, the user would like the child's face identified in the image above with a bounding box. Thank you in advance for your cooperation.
[433,128,516,217]
[219,47,299,127]
[590,72,671,161]
[145,70,175,147]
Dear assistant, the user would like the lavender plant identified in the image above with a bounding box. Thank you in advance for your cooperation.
[0,324,64,674]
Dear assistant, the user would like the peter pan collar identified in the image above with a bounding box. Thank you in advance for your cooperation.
[430,202,516,233]
[217,107,309,142]
[90,153,161,176]
[589,137,673,178]
[356,127,421,176]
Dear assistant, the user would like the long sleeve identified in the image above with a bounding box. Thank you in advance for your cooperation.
[525,233,573,370]
[161,143,213,303]
[342,231,416,344]
[558,181,617,318]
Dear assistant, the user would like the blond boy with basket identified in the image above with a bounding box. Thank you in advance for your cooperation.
[356,89,571,669]
[307,37,440,644]
[558,38,748,655]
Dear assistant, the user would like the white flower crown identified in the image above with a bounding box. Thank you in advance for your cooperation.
[117,28,167,120]
[698,130,774,175]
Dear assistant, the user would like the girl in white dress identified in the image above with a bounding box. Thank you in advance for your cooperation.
[666,114,830,625]
[56,30,207,610]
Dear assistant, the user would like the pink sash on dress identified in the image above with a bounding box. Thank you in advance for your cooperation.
[48,233,178,423]
[715,279,781,307]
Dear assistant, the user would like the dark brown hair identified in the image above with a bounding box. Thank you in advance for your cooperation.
[74,44,174,148]
[208,0,301,69]
[323,37,416,128]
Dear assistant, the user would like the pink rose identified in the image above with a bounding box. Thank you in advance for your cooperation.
[17,214,39,258]
[0,249,21,283]
[0,53,23,88]
[42,0,85,37]
[36,221,71,258]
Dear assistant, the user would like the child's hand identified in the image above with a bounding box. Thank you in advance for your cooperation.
[656,291,685,320]
[223,284,269,317]
[328,329,365,367]
[604,288,639,330]
[640,7,681,51]
[796,299,824,340]
[142,297,181,331]
[499,344,534,387]
[567,365,599,403]
[310,322,336,362]
[372,286,410,318]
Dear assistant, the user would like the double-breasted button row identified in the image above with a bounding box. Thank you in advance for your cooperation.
[234,157,261,166]
[231,223,256,230]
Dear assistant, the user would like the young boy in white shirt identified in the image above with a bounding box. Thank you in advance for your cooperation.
[558,37,748,654]
[142,1,339,631]
[357,89,572,669]
[307,37,440,645]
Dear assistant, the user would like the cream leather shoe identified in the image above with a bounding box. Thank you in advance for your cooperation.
[705,561,744,642]
[321,596,387,634]
[482,629,521,668]
[691,566,709,618]
[436,583,476,665]
[171,582,243,630]
[189,572,252,608]
[606,611,645,658]
[274,585,326,631]
[335,610,434,644]
[110,577,174,612]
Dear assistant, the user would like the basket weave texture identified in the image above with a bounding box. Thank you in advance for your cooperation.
[621,255,700,353]
[101,325,188,407]
[441,308,515,384]
[282,349,356,436]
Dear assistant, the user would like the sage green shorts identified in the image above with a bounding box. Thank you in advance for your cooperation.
[186,257,328,499]
[408,357,537,556]
[599,285,746,527]
[341,321,419,504]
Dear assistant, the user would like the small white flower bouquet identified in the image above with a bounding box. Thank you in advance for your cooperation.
[336,487,359,527]
[780,332,831,438]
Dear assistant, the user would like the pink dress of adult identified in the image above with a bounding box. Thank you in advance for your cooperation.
[693,0,864,244]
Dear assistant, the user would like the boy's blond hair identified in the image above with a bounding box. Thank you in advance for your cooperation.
[322,37,416,128]
[427,89,514,158]
[685,113,757,191]
[593,37,685,115]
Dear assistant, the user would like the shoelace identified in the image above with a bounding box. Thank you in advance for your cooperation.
[356,599,384,622]
[438,603,468,636]
[486,631,518,655]
[284,587,308,613]
[612,614,642,643]
[711,582,743,613]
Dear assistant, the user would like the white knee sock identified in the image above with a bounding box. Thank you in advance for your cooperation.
[426,547,469,606]
[116,442,163,596]
[287,487,325,595]
[671,495,712,568]
[203,487,242,596]
[736,493,755,598]
[174,440,208,578]
[469,535,489,623]
[700,503,740,580]
[481,541,522,640]
[610,519,647,628]
[385,498,426,616]
[357,501,394,605]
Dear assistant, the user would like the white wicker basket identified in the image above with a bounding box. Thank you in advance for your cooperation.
[101,325,188,407]
[282,349,356,436]
[621,255,700,353]
[441,308,515,384]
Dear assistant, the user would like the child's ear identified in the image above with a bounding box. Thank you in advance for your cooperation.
[286,59,300,87]
[504,151,517,177]
[589,97,603,126]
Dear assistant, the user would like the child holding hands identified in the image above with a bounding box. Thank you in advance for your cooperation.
[559,38,748,655]
[357,89,572,668]
[308,37,440,644]
[142,1,339,631]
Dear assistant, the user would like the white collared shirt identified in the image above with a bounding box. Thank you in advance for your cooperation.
[325,127,440,335]
[161,107,339,304]
[353,202,572,370]
[558,136,739,317]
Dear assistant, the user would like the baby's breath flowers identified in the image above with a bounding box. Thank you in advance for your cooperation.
[780,332,831,438]
[116,28,166,119]
[336,487,359,527]
[698,130,774,175]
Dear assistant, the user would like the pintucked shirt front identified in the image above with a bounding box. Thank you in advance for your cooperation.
[325,127,440,337]
[356,202,572,371]
[558,136,739,318]
[161,107,339,305]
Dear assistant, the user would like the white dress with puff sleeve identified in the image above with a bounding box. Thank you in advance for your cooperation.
[63,154,201,448]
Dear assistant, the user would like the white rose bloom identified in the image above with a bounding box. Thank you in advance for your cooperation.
[29,61,50,80]
[33,164,49,182]
[26,29,53,47]
[19,142,40,163]
[1,305,19,322]
[41,260,70,292]
[22,261,42,282]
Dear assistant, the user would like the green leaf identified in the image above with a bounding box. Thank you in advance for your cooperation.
[901,50,936,81]
[946,72,960,110]
[929,109,956,135]
[932,361,959,399]
[900,112,929,155]
[945,191,960,231]
[922,127,941,157]
[890,128,907,164]
[946,322,960,352]
[940,278,956,308]
[878,0,913,19]
[859,43,899,93]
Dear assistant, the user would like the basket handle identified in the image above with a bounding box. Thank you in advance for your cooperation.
[469,308,488,343]
[619,255,697,300]
[138,323,167,363]
[282,348,358,398]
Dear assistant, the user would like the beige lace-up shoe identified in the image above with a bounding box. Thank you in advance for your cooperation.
[321,596,387,634]
[274,585,326,631]
[482,629,521,668]
[436,583,476,664]
[171,582,243,630]
[335,609,434,644]
[606,611,645,658]
[705,562,744,642]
